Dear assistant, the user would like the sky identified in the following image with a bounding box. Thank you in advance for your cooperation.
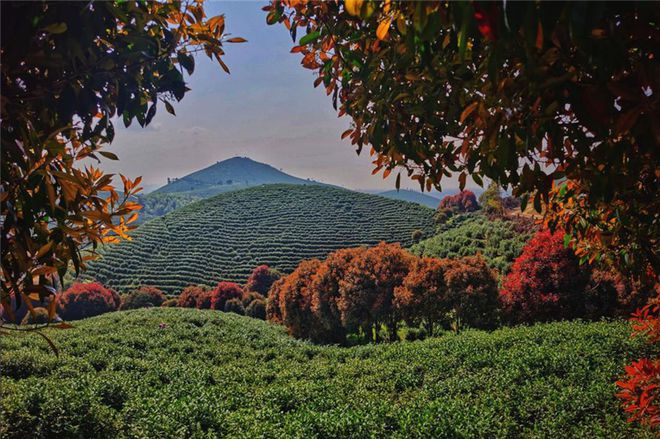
[102,1,469,194]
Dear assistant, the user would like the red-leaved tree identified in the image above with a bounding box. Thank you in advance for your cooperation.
[310,246,367,343]
[500,229,590,324]
[338,242,412,341]
[244,265,281,296]
[279,258,322,340]
[177,285,211,309]
[438,190,479,213]
[394,257,450,336]
[59,282,118,320]
[210,282,243,311]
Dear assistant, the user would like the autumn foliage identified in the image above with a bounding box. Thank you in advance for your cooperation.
[616,303,660,428]
[59,282,118,321]
[177,285,211,309]
[438,191,479,213]
[210,282,244,311]
[269,243,501,343]
[244,265,281,296]
[500,229,590,323]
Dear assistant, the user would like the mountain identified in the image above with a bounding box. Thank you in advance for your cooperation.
[152,156,323,197]
[377,189,440,208]
[84,184,435,294]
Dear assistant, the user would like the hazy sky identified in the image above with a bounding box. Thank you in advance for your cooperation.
[101,1,468,194]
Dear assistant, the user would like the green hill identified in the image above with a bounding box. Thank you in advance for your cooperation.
[377,189,440,208]
[83,184,435,293]
[410,213,536,274]
[1,309,652,438]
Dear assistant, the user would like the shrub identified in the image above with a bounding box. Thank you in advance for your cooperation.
[224,298,245,315]
[500,229,590,324]
[177,285,210,309]
[120,286,167,310]
[242,291,265,307]
[161,299,178,307]
[411,229,423,244]
[210,282,243,311]
[433,207,453,226]
[438,190,479,213]
[478,182,504,217]
[59,282,118,320]
[244,265,281,296]
[246,299,267,320]
[20,307,51,325]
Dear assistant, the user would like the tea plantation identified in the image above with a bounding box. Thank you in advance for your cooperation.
[82,185,436,294]
[0,309,654,438]
[411,213,536,274]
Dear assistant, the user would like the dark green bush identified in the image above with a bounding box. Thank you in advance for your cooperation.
[224,298,245,315]
[246,299,267,320]
[120,286,167,310]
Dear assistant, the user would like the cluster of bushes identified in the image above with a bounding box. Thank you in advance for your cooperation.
[173,265,279,320]
[267,242,500,343]
[272,229,655,343]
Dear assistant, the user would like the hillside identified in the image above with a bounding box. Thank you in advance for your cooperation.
[1,309,652,438]
[410,213,537,274]
[153,156,322,197]
[83,184,435,293]
[377,189,440,208]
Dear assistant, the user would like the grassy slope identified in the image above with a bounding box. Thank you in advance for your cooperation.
[1,309,654,438]
[83,184,435,294]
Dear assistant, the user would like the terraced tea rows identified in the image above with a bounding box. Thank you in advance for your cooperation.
[83,184,435,294]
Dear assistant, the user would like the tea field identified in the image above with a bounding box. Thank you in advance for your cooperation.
[1,309,655,438]
[82,185,436,294]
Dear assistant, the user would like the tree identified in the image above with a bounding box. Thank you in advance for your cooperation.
[394,257,449,336]
[438,191,479,213]
[265,0,658,277]
[411,229,423,244]
[479,182,504,217]
[210,282,243,311]
[244,265,282,296]
[338,242,412,341]
[59,282,117,320]
[500,229,591,323]
[1,1,244,320]
[279,259,323,340]
[266,278,286,323]
[246,299,267,320]
[177,285,210,309]
[440,255,500,330]
[120,286,167,310]
[224,298,245,315]
[309,246,367,343]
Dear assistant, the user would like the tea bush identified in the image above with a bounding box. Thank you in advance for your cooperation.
[0,309,655,438]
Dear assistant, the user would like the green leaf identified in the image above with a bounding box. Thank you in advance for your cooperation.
[99,151,119,160]
[42,22,68,34]
[164,100,176,116]
[299,30,321,45]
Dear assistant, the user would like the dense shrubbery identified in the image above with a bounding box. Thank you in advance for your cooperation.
[269,243,501,344]
[210,282,243,311]
[59,282,118,321]
[244,265,281,296]
[0,309,654,438]
[245,299,266,320]
[411,213,536,274]
[438,190,479,213]
[120,287,167,310]
[224,298,245,315]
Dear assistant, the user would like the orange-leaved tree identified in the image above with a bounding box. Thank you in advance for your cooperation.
[1,1,244,323]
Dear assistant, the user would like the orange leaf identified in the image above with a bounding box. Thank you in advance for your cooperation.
[226,37,247,43]
[376,18,392,41]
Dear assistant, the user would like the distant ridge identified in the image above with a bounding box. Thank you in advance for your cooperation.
[153,156,324,197]
[377,189,440,209]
